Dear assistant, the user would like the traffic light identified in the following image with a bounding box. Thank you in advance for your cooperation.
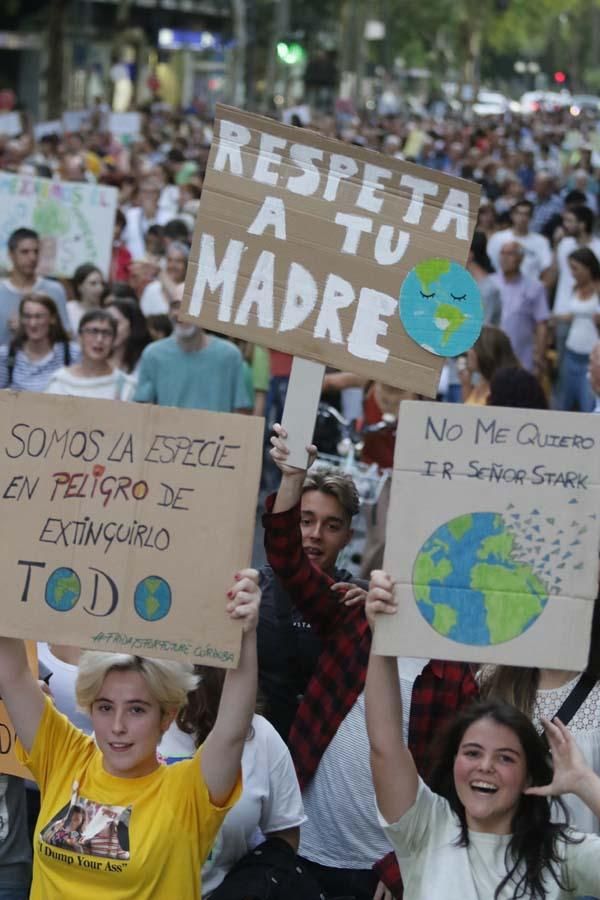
[553,71,567,84]
[276,41,306,65]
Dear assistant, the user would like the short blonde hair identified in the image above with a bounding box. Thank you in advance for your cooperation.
[75,652,198,715]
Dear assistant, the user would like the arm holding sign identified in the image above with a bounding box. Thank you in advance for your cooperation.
[0,637,45,753]
[201,569,260,807]
[364,571,419,825]
[266,425,364,636]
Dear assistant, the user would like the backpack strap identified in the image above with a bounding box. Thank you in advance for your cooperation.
[6,341,17,387]
[553,672,597,727]
[541,672,597,751]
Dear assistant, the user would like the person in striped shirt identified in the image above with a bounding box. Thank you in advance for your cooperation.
[0,294,80,393]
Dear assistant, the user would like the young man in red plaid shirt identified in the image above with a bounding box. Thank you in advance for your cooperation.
[262,424,478,899]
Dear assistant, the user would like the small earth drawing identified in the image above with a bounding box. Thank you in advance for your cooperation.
[414,512,548,645]
[399,258,483,357]
[134,576,172,622]
[45,567,82,612]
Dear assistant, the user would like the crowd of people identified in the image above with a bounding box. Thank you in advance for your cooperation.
[0,98,600,899]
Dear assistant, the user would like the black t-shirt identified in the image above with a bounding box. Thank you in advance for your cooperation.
[257,564,366,743]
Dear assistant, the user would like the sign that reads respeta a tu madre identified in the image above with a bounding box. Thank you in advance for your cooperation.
[0,392,263,665]
[377,402,600,670]
[182,106,481,397]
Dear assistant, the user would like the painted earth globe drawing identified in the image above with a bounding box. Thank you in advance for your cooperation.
[399,258,483,357]
[134,576,172,622]
[45,567,81,612]
[413,512,549,645]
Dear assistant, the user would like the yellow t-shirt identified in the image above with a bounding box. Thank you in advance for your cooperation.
[16,697,241,899]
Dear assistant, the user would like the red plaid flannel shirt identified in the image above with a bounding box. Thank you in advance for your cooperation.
[263,495,478,897]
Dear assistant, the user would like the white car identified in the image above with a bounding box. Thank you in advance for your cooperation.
[519,90,572,114]
[472,91,520,116]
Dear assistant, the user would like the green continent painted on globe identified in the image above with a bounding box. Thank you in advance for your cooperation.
[134,576,172,622]
[414,258,451,293]
[413,512,548,645]
[45,567,82,612]
[399,258,483,357]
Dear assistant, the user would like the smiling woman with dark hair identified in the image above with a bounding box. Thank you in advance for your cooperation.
[364,571,600,900]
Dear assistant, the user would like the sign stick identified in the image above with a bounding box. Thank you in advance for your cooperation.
[281,357,325,469]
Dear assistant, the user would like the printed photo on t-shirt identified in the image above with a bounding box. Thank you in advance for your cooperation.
[41,793,131,861]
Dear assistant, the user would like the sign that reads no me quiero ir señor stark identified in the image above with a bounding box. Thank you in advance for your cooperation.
[0,392,263,665]
[377,402,600,671]
[182,106,481,397]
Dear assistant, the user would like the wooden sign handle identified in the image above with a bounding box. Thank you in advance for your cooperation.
[281,357,326,470]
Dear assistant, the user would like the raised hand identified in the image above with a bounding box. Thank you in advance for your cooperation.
[269,423,317,477]
[331,582,367,607]
[226,568,260,633]
[525,717,591,799]
[365,570,397,631]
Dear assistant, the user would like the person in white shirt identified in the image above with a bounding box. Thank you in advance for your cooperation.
[140,242,189,317]
[124,179,171,260]
[590,341,600,412]
[553,247,600,411]
[487,200,553,285]
[159,665,305,898]
[364,571,600,900]
[46,308,135,401]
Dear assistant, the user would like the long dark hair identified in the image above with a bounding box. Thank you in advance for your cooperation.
[472,326,520,383]
[430,700,582,899]
[568,246,600,281]
[104,297,151,373]
[177,665,263,747]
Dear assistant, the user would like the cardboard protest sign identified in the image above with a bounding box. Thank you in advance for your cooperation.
[182,105,481,398]
[375,402,600,669]
[34,120,63,141]
[0,172,117,278]
[0,392,263,666]
[108,112,142,142]
[62,110,90,132]
[0,112,22,136]
[0,643,37,778]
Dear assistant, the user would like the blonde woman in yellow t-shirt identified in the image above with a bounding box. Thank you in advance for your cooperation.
[0,569,260,900]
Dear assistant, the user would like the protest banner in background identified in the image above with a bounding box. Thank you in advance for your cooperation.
[34,120,64,141]
[0,392,263,666]
[0,643,37,778]
[375,402,600,669]
[182,105,481,398]
[0,172,117,278]
[108,112,143,142]
[0,112,22,136]
[62,110,90,132]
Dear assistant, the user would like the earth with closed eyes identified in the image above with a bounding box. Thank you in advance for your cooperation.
[399,258,483,357]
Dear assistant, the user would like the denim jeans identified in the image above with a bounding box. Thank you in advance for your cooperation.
[0,879,30,900]
[556,348,595,412]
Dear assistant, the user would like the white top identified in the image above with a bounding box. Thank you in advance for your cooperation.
[487,228,553,281]
[379,779,600,899]
[159,714,305,897]
[36,643,92,734]
[45,366,136,401]
[140,280,169,316]
[553,236,600,315]
[299,658,427,868]
[533,676,600,835]
[565,293,600,355]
